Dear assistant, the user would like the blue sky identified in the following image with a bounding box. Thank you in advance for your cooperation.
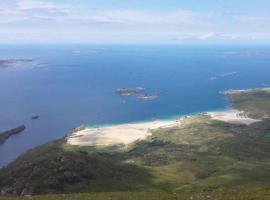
[0,0,270,44]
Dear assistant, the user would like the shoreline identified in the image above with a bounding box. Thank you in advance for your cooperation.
[85,108,229,129]
[66,119,180,147]
[67,108,260,147]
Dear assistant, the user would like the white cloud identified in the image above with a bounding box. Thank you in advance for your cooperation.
[0,1,202,26]
[0,0,71,23]
[17,0,70,10]
[199,33,217,40]
[0,0,270,43]
[235,15,270,29]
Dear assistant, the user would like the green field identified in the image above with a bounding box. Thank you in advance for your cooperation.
[1,88,270,199]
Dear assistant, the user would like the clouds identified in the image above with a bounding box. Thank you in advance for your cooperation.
[235,15,270,29]
[199,33,217,40]
[0,0,71,24]
[0,1,200,26]
[17,0,69,10]
[0,0,269,43]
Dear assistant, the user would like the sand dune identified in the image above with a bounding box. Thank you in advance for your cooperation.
[208,109,260,125]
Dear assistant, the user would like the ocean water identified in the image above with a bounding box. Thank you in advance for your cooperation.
[0,44,270,166]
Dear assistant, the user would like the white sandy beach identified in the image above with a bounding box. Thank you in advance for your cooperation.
[67,120,179,146]
[208,109,260,125]
[67,109,260,147]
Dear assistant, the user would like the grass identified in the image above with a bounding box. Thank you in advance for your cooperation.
[263,132,270,140]
[1,188,270,200]
[227,88,270,119]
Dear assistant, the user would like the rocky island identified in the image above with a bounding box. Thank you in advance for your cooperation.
[116,88,136,96]
[0,125,26,144]
[31,114,40,120]
[116,87,158,100]
[0,59,33,68]
[116,87,146,96]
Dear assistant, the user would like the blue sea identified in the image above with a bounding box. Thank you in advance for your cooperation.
[1,44,270,166]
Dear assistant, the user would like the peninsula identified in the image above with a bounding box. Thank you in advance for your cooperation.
[0,125,26,144]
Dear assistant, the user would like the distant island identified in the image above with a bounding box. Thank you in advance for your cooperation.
[0,59,33,68]
[0,125,26,144]
[116,87,145,96]
[31,114,40,120]
[116,88,137,96]
[116,87,159,100]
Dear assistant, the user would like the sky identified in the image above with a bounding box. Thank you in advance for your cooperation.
[0,0,270,44]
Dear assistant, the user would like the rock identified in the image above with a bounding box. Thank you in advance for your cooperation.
[72,125,86,133]
[31,114,39,120]
[65,125,86,140]
[116,88,136,96]
[116,87,146,96]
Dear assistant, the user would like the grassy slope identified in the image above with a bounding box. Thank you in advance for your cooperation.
[227,88,270,118]
[1,88,270,199]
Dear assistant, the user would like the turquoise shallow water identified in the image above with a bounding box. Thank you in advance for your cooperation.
[0,44,270,165]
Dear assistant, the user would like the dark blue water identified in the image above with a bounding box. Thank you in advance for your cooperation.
[0,44,270,166]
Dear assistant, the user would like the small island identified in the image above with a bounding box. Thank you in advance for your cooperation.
[116,88,136,96]
[31,114,40,120]
[116,87,158,100]
[0,125,26,144]
[0,59,33,68]
[116,87,146,96]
